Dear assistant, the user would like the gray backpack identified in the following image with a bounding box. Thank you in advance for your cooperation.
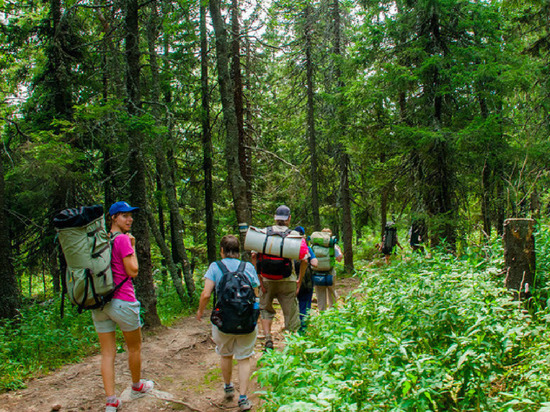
[54,205,127,313]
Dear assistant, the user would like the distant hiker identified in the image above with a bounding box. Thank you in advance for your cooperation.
[196,235,259,411]
[379,221,403,264]
[92,201,154,412]
[409,219,426,253]
[251,205,309,350]
[311,228,343,311]
[294,226,318,331]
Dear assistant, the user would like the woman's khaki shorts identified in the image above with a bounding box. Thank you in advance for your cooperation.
[92,299,142,333]
[212,325,257,360]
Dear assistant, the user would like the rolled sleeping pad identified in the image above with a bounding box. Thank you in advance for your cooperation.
[310,232,337,247]
[244,226,303,260]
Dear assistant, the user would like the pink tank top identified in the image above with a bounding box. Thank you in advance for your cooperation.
[111,234,137,302]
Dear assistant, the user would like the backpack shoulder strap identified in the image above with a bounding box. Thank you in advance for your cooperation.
[236,260,247,274]
[215,260,229,276]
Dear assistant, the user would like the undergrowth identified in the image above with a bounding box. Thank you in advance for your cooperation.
[0,268,201,393]
[257,224,550,411]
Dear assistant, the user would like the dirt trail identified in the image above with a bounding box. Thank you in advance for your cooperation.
[0,276,361,412]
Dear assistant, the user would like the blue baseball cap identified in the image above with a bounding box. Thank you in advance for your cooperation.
[109,201,140,216]
[274,205,291,220]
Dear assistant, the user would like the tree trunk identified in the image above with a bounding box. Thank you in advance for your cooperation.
[0,152,20,319]
[209,0,252,232]
[503,218,536,300]
[50,0,73,120]
[125,0,161,328]
[481,158,492,237]
[331,0,353,272]
[147,0,195,299]
[339,151,354,271]
[145,207,188,301]
[304,3,321,230]
[201,3,217,263]
[231,0,252,210]
[380,152,388,241]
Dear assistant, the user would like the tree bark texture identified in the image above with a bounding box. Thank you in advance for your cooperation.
[304,4,321,231]
[231,0,252,209]
[503,218,536,300]
[0,153,20,319]
[209,0,252,230]
[125,0,161,327]
[201,3,217,263]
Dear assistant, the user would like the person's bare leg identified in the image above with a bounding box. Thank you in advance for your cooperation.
[262,318,272,339]
[98,332,117,397]
[221,355,233,385]
[237,357,251,396]
[122,328,142,384]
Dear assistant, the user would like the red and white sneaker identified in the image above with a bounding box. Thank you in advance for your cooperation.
[130,379,154,400]
[105,398,121,412]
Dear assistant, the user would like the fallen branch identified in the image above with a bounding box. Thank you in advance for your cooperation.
[155,396,204,412]
[208,399,239,410]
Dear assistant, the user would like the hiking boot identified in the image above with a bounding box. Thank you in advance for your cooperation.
[239,396,252,411]
[105,399,121,412]
[264,340,274,350]
[130,379,154,400]
[224,383,235,400]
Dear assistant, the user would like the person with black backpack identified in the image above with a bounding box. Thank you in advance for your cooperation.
[91,202,154,412]
[409,218,426,253]
[379,221,403,264]
[196,235,259,411]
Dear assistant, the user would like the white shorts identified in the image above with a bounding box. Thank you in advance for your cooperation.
[212,325,257,360]
[91,299,142,333]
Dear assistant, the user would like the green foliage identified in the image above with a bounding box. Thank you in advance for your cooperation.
[0,262,203,392]
[155,270,201,326]
[257,233,550,411]
[0,299,99,392]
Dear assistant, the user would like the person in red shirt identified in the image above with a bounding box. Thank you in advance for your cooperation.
[251,205,309,350]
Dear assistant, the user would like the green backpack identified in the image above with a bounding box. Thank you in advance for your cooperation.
[54,205,127,313]
[310,231,337,272]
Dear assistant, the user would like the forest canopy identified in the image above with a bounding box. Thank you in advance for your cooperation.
[0,0,549,320]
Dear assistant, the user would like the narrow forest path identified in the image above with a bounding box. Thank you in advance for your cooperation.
[0,276,361,412]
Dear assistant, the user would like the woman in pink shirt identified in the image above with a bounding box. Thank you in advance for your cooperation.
[91,201,154,412]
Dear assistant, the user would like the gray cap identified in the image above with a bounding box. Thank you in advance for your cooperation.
[274,205,291,220]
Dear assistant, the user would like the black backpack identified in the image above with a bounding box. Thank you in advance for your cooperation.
[295,260,313,297]
[210,261,259,334]
[382,226,397,255]
[409,221,425,247]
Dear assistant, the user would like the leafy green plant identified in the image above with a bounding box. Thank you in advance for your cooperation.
[0,299,99,392]
[257,232,550,411]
